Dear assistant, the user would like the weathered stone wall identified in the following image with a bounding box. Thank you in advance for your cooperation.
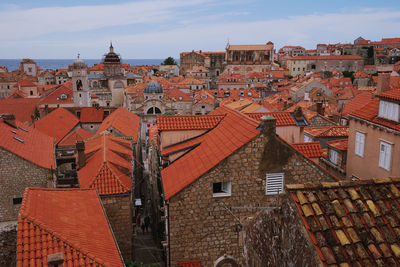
[243,196,321,266]
[0,221,17,266]
[167,126,336,266]
[0,148,52,222]
[308,115,336,127]
[101,194,133,261]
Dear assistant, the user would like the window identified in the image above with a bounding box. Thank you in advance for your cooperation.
[266,173,284,195]
[303,135,313,142]
[378,100,399,122]
[329,149,338,165]
[355,132,365,157]
[212,181,231,197]
[13,197,22,205]
[379,141,392,171]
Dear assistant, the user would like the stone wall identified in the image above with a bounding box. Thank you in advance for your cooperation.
[308,115,336,127]
[101,194,133,261]
[0,221,17,266]
[243,196,320,266]
[0,148,52,222]
[167,123,336,266]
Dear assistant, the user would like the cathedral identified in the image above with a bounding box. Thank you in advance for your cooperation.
[72,43,140,107]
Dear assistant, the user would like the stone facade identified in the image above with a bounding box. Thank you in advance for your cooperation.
[0,148,53,222]
[166,121,336,266]
[243,196,320,266]
[0,221,17,266]
[101,194,133,261]
[307,114,337,127]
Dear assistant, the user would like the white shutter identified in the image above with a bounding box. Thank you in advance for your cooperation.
[379,142,392,171]
[355,132,365,157]
[266,173,284,195]
[330,150,338,165]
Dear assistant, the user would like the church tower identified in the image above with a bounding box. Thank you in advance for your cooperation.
[103,42,123,77]
[72,55,91,107]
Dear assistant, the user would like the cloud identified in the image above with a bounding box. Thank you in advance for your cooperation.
[0,4,399,58]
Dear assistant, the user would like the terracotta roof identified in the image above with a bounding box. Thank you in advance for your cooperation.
[287,55,364,61]
[78,133,132,195]
[58,128,94,147]
[161,107,260,199]
[288,178,400,266]
[35,108,79,144]
[341,92,373,117]
[39,81,73,104]
[351,94,400,132]
[327,139,348,151]
[165,88,193,101]
[240,103,264,113]
[13,80,36,88]
[0,118,55,169]
[97,107,140,142]
[379,87,400,102]
[157,115,224,131]
[80,107,104,123]
[17,188,124,267]
[246,112,296,126]
[292,142,323,158]
[0,98,41,123]
[305,126,349,138]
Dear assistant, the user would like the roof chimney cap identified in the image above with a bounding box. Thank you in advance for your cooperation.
[257,115,276,134]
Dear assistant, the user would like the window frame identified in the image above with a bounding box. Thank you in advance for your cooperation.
[355,131,365,157]
[379,141,392,171]
[329,149,339,165]
[212,181,232,197]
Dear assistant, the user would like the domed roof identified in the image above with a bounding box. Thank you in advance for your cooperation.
[103,42,121,64]
[144,81,163,94]
[73,57,86,69]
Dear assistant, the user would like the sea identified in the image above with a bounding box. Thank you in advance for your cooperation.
[0,59,170,71]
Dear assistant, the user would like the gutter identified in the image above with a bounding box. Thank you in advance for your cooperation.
[349,114,400,136]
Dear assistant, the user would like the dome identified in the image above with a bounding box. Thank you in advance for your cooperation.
[144,81,163,94]
[73,58,86,69]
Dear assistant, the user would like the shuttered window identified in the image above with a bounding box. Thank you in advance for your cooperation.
[266,173,284,195]
[379,141,392,171]
[355,132,365,157]
[329,149,338,165]
[379,100,400,122]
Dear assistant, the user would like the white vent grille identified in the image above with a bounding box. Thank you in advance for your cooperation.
[266,173,284,195]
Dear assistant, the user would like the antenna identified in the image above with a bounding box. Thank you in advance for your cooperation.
[77,53,80,59]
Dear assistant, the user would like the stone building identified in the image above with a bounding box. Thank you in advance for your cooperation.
[303,126,349,148]
[286,55,364,76]
[179,50,225,88]
[16,188,124,266]
[160,107,337,266]
[77,133,134,261]
[320,138,348,179]
[224,42,275,75]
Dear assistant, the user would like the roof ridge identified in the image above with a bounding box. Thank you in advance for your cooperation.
[19,213,103,265]
[100,162,130,192]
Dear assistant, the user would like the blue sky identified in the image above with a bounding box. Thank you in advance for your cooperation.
[0,0,399,59]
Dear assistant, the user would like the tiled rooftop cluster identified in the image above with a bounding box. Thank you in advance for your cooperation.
[288,178,400,266]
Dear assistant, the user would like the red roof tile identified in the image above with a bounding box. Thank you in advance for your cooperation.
[291,142,323,158]
[78,133,132,195]
[0,118,55,169]
[288,178,400,267]
[165,88,193,101]
[0,98,41,123]
[97,107,140,142]
[35,108,79,144]
[341,92,373,117]
[80,107,104,123]
[305,126,349,138]
[58,128,94,147]
[40,81,73,104]
[13,79,36,88]
[327,138,348,151]
[157,115,224,131]
[379,87,400,102]
[162,107,260,199]
[246,112,296,126]
[17,188,124,267]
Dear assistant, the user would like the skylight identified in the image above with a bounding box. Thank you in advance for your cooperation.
[18,126,29,133]
[13,136,26,144]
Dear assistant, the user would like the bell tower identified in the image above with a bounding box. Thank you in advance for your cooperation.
[72,54,91,107]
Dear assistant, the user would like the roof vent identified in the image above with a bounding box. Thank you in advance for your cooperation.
[18,126,29,133]
[47,252,64,266]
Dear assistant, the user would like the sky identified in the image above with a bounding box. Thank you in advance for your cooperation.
[0,0,399,59]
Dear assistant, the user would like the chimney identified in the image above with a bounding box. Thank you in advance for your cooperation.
[257,115,276,135]
[316,102,324,116]
[377,70,391,94]
[2,114,17,128]
[76,141,86,168]
[47,252,64,267]
[294,107,303,120]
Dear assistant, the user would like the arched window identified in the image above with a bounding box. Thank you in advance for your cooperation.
[146,107,162,114]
